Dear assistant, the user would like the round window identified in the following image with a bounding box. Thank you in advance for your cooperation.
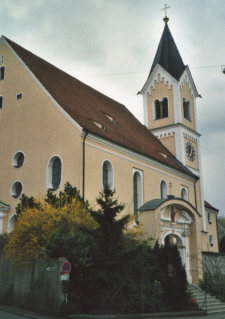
[12,152,25,168]
[11,181,23,198]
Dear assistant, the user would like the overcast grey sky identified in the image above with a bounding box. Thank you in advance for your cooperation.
[1,0,225,215]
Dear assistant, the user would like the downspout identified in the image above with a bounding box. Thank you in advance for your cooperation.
[194,178,198,211]
[82,129,88,199]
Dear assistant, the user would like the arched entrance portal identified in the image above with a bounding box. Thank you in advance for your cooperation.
[161,206,193,283]
[164,233,185,265]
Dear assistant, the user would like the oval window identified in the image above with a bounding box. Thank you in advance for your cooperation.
[11,181,23,198]
[12,152,25,168]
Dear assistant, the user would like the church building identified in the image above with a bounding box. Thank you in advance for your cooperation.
[0,14,219,284]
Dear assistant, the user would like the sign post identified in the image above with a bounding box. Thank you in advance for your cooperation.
[61,261,71,304]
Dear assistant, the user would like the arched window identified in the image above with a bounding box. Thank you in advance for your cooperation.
[155,97,168,120]
[183,98,191,120]
[160,180,167,199]
[8,214,16,232]
[133,171,142,224]
[0,96,3,109]
[0,66,5,80]
[208,212,212,224]
[181,187,188,200]
[162,97,168,118]
[155,99,160,119]
[11,181,23,198]
[47,156,62,191]
[209,235,214,247]
[102,160,113,189]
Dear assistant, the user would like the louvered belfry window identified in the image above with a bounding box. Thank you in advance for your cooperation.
[155,97,168,119]
[52,158,62,190]
[183,99,191,120]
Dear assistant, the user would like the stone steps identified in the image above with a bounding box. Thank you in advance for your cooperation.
[188,284,225,314]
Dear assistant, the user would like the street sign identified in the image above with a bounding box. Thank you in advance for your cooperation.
[47,267,56,272]
[62,261,71,275]
[61,274,70,281]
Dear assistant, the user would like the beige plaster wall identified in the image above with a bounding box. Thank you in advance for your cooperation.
[157,134,176,156]
[180,82,196,131]
[201,210,219,252]
[0,42,82,231]
[147,75,174,129]
[84,137,199,215]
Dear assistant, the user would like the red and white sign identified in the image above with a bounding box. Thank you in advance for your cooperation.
[62,261,71,275]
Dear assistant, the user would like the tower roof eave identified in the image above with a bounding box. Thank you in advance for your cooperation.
[182,66,200,98]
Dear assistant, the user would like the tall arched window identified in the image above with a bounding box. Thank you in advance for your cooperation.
[102,160,113,189]
[0,96,3,109]
[160,180,167,199]
[8,214,16,232]
[209,235,214,247]
[47,156,62,191]
[155,97,168,119]
[181,187,188,200]
[162,97,168,118]
[208,212,212,224]
[0,66,5,80]
[133,171,142,224]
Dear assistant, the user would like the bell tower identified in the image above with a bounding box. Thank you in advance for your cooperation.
[139,12,207,231]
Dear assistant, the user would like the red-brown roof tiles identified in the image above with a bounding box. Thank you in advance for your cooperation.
[4,36,196,176]
[204,200,219,212]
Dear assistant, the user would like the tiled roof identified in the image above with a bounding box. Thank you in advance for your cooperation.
[148,23,186,81]
[4,36,196,176]
[204,200,219,212]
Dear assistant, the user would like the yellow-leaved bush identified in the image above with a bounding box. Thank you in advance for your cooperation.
[4,197,97,266]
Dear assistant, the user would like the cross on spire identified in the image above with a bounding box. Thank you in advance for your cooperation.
[162,4,170,17]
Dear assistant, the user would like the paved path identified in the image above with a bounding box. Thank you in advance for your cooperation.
[0,310,25,318]
[1,304,225,319]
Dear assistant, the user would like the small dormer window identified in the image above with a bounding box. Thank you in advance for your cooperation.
[183,98,191,121]
[16,93,23,100]
[92,120,106,131]
[104,113,116,123]
[155,97,168,120]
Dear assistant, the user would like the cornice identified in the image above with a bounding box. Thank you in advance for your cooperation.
[84,132,197,183]
[150,123,201,138]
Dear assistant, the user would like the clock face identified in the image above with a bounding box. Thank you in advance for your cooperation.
[186,142,195,162]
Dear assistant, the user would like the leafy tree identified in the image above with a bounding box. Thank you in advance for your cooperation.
[4,193,97,266]
[15,194,40,220]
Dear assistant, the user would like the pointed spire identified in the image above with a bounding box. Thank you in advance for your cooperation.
[148,23,185,81]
